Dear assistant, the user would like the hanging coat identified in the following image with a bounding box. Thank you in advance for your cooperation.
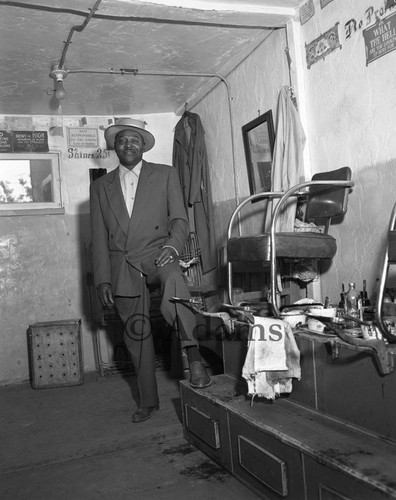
[173,111,217,274]
[271,86,306,232]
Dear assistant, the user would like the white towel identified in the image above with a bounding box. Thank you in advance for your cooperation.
[271,86,306,232]
[242,316,301,400]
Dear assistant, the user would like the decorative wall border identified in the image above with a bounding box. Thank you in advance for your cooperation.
[305,22,342,69]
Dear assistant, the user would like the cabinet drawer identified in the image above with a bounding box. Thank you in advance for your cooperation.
[180,383,232,470]
[229,413,305,499]
[185,404,220,449]
[304,455,396,500]
[237,435,287,496]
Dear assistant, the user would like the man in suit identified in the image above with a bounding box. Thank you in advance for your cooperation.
[90,118,211,423]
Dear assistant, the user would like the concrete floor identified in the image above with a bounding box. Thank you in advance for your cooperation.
[0,369,260,499]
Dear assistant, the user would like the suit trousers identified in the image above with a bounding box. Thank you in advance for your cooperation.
[114,261,198,408]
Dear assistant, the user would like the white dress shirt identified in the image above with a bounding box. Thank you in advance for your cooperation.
[119,161,142,217]
[118,161,179,257]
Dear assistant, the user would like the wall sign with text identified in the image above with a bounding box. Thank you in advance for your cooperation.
[0,130,48,152]
[67,128,99,148]
[345,0,396,39]
[67,148,111,160]
[363,9,396,64]
[0,130,12,152]
[300,0,315,25]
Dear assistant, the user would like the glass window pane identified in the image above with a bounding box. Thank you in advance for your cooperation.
[0,159,52,204]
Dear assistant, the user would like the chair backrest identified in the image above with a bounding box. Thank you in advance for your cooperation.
[305,166,352,222]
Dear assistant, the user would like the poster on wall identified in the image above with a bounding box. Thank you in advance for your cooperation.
[300,0,315,25]
[363,10,396,65]
[0,131,12,152]
[67,127,99,148]
[305,22,342,68]
[320,0,334,8]
[12,131,49,152]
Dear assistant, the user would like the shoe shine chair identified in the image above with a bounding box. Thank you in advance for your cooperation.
[375,201,396,344]
[226,167,354,317]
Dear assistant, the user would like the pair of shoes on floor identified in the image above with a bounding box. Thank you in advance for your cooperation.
[189,361,212,389]
[132,405,159,423]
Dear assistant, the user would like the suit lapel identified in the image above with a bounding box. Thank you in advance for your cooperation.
[103,168,130,236]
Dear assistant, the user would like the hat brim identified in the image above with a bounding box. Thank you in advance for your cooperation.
[105,124,155,151]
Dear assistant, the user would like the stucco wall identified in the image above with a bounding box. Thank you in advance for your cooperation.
[191,27,290,256]
[298,0,396,304]
[0,113,178,384]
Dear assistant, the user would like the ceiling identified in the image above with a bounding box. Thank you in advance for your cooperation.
[0,0,302,116]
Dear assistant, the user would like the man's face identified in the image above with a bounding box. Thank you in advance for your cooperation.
[114,129,145,169]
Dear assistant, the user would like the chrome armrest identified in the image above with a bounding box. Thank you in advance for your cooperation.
[226,191,289,305]
[227,191,300,240]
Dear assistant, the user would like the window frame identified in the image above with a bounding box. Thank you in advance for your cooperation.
[0,151,64,216]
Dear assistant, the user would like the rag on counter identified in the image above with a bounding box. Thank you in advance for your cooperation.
[242,316,301,401]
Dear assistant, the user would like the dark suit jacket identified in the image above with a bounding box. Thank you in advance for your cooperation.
[90,160,189,296]
[173,111,217,273]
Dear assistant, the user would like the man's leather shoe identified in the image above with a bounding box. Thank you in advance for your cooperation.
[132,405,159,423]
[189,361,212,388]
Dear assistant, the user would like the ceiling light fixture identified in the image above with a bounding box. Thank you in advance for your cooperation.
[49,65,68,101]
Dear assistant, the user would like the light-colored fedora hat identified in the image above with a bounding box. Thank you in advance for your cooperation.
[105,117,155,151]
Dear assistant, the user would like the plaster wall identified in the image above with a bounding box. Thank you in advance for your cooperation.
[0,112,178,384]
[298,0,396,304]
[191,28,290,252]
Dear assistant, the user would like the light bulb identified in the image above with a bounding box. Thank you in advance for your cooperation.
[55,80,66,100]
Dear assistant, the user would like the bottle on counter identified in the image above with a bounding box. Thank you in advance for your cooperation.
[339,283,346,310]
[361,279,371,307]
[345,282,359,327]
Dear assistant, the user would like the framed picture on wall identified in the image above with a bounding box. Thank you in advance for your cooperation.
[242,110,275,195]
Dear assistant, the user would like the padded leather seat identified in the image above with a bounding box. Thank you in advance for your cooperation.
[228,231,337,263]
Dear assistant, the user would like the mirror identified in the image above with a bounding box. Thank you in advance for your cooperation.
[0,152,64,215]
[242,110,275,195]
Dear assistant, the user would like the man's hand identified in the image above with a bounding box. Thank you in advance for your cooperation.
[155,246,178,268]
[97,283,114,307]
